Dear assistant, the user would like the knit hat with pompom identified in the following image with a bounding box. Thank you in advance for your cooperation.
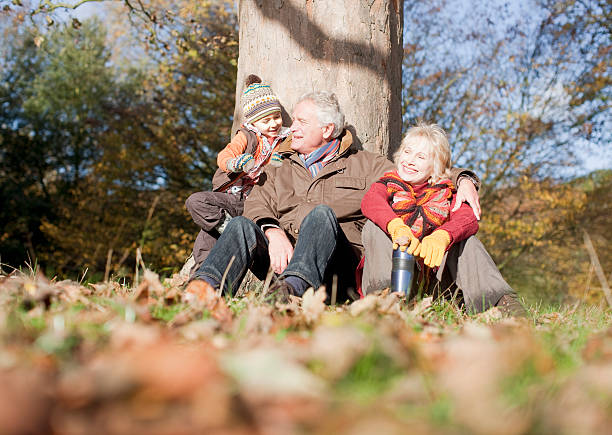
[241,74,281,124]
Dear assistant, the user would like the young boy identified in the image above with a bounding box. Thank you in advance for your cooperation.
[184,75,289,276]
[360,122,525,315]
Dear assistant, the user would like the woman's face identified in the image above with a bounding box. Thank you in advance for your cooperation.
[396,137,434,184]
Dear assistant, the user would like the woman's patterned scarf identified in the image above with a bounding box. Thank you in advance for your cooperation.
[377,171,454,240]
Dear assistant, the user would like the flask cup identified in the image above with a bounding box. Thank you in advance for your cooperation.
[391,248,415,295]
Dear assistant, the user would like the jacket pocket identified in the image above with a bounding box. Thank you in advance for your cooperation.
[329,177,368,219]
[334,177,366,190]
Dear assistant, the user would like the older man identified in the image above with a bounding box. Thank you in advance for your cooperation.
[186,92,480,302]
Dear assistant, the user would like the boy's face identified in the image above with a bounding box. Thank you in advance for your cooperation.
[252,111,283,138]
[397,137,434,185]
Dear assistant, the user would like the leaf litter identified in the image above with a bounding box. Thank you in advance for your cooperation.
[0,270,611,434]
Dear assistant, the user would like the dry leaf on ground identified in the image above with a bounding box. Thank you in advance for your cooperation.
[221,348,326,398]
[301,287,327,324]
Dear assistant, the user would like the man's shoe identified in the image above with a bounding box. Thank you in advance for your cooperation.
[263,279,294,304]
[495,293,528,318]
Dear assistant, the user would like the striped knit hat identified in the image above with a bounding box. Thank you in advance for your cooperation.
[242,75,281,124]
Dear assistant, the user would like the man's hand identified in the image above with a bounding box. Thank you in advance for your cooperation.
[453,177,481,220]
[265,227,294,274]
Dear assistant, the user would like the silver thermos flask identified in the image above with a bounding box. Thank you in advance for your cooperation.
[391,248,415,295]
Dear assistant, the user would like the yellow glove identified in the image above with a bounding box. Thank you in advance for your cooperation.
[387,218,420,254]
[414,230,451,268]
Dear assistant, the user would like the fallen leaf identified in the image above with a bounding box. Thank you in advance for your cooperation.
[183,280,233,326]
[475,306,503,323]
[411,296,433,317]
[132,269,165,304]
[305,325,370,380]
[0,370,53,434]
[242,304,274,335]
[222,348,325,398]
[301,287,327,324]
[349,294,378,316]
[108,321,162,351]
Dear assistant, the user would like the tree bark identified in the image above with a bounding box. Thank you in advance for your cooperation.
[233,0,403,156]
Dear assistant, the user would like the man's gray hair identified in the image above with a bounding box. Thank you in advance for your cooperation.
[297,91,345,139]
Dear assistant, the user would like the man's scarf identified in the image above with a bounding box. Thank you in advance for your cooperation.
[299,137,341,177]
[377,171,454,239]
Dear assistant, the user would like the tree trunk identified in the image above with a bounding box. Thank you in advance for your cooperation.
[232,0,403,156]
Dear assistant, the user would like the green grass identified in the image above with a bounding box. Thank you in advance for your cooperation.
[22,311,47,332]
[501,358,547,407]
[428,396,454,426]
[427,299,465,325]
[335,346,405,401]
[227,295,249,315]
[534,303,612,373]
[150,302,189,322]
[35,332,81,357]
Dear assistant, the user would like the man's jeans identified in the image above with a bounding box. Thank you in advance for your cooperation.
[193,205,358,298]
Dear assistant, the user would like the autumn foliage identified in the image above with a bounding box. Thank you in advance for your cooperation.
[1,0,610,304]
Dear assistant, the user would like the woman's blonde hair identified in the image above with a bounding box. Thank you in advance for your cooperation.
[393,122,452,183]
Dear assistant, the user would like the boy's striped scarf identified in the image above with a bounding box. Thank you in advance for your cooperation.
[244,124,290,179]
[230,124,290,196]
[299,137,341,177]
[377,171,454,239]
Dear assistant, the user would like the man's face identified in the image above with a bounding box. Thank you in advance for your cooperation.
[290,100,332,154]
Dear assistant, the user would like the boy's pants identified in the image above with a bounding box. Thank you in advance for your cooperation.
[361,220,516,313]
[185,191,245,276]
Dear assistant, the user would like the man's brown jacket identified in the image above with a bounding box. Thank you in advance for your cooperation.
[244,129,476,256]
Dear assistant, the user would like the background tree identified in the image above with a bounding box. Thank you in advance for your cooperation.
[0,3,238,279]
[1,19,116,270]
[232,0,403,155]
